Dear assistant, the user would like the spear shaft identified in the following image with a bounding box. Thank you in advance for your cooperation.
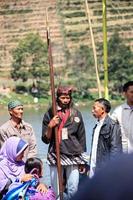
[46,8,63,200]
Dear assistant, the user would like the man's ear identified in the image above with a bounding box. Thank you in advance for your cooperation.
[101,106,106,114]
[9,110,12,115]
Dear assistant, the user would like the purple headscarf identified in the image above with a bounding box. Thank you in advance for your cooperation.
[0,136,28,191]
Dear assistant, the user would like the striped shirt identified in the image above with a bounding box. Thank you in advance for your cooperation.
[47,152,89,166]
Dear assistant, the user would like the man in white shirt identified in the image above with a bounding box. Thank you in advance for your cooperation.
[111,81,133,153]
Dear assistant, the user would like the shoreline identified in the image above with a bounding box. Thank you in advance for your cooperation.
[0,91,123,109]
[0,98,123,110]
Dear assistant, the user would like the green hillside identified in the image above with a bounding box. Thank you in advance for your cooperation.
[58,0,133,71]
[0,0,133,101]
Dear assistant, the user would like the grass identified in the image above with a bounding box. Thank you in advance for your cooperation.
[62,11,85,18]
[0,92,51,108]
[0,9,33,15]
[0,90,106,108]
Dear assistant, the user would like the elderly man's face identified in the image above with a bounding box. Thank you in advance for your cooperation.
[9,105,23,120]
[92,101,105,119]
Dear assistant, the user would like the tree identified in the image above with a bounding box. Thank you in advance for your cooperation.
[67,45,96,99]
[73,45,94,72]
[108,31,133,93]
[11,33,48,82]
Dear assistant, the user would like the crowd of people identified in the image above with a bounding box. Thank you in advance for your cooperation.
[0,81,132,199]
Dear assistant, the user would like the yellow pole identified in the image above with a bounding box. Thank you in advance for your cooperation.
[102,0,109,99]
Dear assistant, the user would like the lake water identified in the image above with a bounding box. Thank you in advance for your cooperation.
[0,105,100,185]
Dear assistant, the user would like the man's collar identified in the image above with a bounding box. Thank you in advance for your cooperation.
[97,117,105,124]
[57,105,62,111]
[10,119,25,129]
[123,102,133,109]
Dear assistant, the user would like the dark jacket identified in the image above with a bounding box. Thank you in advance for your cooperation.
[42,107,86,156]
[91,115,122,170]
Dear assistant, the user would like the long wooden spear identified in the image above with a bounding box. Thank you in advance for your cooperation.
[46,8,63,200]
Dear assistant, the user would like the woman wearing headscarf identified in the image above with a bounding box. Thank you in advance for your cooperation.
[0,136,31,197]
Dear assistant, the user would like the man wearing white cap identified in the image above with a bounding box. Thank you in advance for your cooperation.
[0,100,37,158]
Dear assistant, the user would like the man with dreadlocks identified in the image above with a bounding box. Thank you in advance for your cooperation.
[41,85,87,200]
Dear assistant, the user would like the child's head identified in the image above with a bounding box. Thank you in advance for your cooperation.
[25,157,43,178]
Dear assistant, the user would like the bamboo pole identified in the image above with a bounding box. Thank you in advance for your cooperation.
[46,8,63,200]
[85,0,102,98]
[102,0,109,99]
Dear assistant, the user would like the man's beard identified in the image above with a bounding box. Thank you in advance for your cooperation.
[60,103,70,110]
[58,101,70,111]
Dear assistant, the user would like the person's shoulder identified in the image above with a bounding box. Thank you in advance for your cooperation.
[0,120,10,130]
[22,120,33,129]
[47,107,53,115]
[113,103,125,112]
[43,107,53,117]
[72,106,82,113]
[106,116,121,130]
[105,115,118,125]
[71,107,82,118]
